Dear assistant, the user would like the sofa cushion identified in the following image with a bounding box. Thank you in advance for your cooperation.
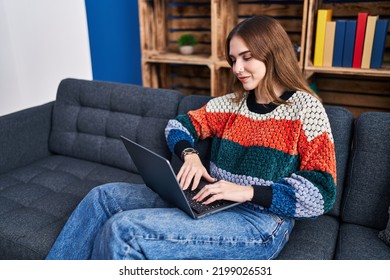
[324,106,354,217]
[49,78,183,172]
[341,112,390,229]
[276,215,339,259]
[335,223,390,260]
[0,155,141,259]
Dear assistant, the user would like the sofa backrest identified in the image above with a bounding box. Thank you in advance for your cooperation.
[325,106,354,217]
[341,112,390,230]
[49,78,183,172]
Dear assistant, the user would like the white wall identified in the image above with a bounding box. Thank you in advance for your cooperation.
[0,0,92,116]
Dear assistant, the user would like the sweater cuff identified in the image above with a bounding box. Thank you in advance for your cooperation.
[173,140,193,161]
[251,185,273,208]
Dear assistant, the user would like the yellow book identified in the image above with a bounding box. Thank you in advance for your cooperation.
[313,9,333,66]
[323,21,336,67]
[361,15,379,69]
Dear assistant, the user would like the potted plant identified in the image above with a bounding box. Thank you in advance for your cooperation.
[177,33,198,55]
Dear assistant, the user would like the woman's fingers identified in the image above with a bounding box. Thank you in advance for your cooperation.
[192,181,254,204]
[177,154,214,190]
[193,184,220,202]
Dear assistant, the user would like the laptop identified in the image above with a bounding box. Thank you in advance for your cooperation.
[120,136,242,219]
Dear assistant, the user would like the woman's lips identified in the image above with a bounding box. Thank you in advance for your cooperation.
[238,76,250,83]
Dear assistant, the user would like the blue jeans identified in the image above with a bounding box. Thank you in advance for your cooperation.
[46,183,294,260]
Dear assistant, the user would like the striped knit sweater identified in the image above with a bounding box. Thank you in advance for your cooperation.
[165,91,336,219]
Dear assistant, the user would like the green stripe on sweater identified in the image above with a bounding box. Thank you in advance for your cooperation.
[210,138,300,181]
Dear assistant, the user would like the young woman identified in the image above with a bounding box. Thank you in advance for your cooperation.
[46,16,336,260]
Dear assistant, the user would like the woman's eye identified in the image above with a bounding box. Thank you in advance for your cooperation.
[243,56,252,61]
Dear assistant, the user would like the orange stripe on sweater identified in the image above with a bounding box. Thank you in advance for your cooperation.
[217,115,302,156]
[188,107,231,139]
[299,131,337,181]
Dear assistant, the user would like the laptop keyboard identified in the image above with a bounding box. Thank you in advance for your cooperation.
[183,187,231,214]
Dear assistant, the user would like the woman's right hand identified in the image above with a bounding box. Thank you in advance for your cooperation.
[177,154,216,191]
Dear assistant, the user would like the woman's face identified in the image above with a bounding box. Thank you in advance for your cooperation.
[229,35,266,91]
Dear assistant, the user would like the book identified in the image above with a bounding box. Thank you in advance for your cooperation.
[352,12,369,68]
[361,16,379,69]
[342,20,357,67]
[370,19,389,68]
[313,9,333,66]
[332,20,347,67]
[323,21,336,67]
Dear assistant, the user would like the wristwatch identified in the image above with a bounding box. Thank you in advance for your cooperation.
[181,148,199,160]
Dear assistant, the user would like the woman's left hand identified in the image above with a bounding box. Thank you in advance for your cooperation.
[193,180,254,204]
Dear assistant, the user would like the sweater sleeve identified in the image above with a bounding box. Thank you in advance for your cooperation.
[165,96,234,156]
[254,99,337,219]
[165,105,209,154]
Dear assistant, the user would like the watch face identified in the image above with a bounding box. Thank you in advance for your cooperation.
[181,148,198,160]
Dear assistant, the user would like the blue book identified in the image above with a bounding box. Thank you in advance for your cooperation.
[370,19,389,68]
[333,20,347,67]
[342,20,357,67]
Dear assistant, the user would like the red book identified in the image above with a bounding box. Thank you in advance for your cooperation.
[352,12,369,68]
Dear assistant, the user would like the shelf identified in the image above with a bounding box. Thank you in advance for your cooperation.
[305,65,390,78]
[214,60,230,69]
[143,51,213,66]
[304,0,390,78]
[302,0,390,116]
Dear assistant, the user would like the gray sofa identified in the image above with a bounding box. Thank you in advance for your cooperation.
[0,78,389,260]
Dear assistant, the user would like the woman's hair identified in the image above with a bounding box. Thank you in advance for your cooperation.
[225,15,317,104]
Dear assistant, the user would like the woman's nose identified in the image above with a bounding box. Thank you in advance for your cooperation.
[234,62,243,75]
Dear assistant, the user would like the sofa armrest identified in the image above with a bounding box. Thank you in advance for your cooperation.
[0,102,53,174]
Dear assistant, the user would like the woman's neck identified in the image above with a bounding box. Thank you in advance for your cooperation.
[254,84,286,104]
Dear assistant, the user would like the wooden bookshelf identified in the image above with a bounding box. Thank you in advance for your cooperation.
[138,0,389,116]
[304,0,390,78]
[304,0,390,116]
[138,0,306,97]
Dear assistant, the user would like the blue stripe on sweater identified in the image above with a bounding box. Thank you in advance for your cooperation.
[270,183,297,218]
[166,129,194,152]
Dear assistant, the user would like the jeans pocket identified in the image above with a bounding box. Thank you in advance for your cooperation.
[246,212,281,243]
[270,213,284,224]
